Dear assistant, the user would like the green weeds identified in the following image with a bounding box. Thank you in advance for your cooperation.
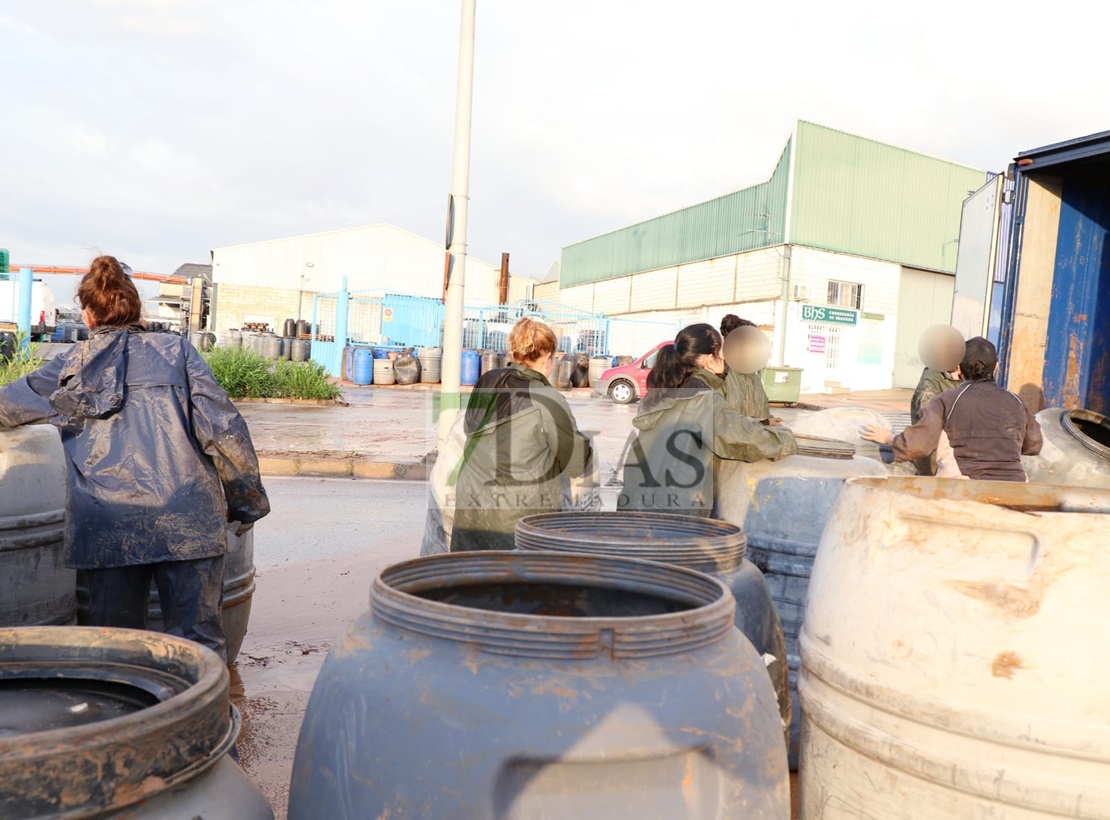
[0,332,43,386]
[203,346,341,401]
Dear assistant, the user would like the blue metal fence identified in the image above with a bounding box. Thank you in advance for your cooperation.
[307,283,672,378]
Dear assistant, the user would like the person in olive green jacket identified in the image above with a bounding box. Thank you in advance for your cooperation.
[619,323,796,517]
[909,325,965,476]
[449,318,592,551]
[719,314,771,420]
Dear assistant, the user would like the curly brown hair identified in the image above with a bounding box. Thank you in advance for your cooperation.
[78,256,142,328]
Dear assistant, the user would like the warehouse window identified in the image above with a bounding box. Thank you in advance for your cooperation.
[827,280,863,309]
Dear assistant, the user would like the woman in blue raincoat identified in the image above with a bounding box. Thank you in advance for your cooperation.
[0,256,269,659]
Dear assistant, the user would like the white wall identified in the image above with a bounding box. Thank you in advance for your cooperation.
[893,267,957,388]
[211,223,527,306]
[538,245,949,392]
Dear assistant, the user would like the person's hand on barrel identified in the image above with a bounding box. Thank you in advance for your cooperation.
[860,424,894,445]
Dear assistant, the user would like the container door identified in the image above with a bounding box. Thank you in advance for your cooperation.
[952,177,1003,339]
[1043,179,1110,414]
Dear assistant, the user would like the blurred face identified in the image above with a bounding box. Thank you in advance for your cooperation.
[723,326,772,375]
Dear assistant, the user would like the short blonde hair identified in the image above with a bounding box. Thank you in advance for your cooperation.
[509,317,557,365]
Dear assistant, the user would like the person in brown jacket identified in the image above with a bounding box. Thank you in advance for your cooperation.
[862,337,1042,481]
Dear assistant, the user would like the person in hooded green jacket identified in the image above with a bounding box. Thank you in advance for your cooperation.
[720,314,772,421]
[449,318,592,551]
[619,323,797,517]
[909,325,965,476]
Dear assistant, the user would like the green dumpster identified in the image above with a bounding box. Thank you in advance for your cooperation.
[762,366,803,404]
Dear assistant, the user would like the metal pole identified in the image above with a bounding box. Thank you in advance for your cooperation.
[777,246,792,366]
[334,276,350,379]
[17,267,33,345]
[438,0,477,444]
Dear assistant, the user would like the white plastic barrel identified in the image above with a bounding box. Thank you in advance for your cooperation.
[373,359,396,386]
[799,477,1110,818]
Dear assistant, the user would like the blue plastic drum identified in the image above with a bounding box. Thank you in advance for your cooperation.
[352,348,375,386]
[461,349,481,386]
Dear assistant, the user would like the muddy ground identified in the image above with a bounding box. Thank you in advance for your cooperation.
[230,477,422,818]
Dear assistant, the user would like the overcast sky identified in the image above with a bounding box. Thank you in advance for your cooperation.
[2,0,1106,278]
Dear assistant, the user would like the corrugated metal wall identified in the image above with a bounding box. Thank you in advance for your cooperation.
[560,143,791,287]
[789,122,986,274]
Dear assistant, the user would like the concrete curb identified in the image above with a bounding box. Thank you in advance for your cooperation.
[259,455,430,481]
[235,397,347,406]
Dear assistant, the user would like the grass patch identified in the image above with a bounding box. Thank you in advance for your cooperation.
[272,358,342,401]
[203,346,341,401]
[0,332,44,386]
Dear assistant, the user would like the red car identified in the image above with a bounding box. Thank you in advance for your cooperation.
[593,341,673,404]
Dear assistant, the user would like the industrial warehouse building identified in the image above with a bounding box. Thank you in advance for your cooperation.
[210,223,534,341]
[557,121,988,392]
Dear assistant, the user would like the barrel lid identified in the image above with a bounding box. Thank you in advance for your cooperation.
[794,434,856,459]
[515,511,747,572]
[0,627,234,817]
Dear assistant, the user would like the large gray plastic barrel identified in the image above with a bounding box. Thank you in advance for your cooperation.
[261,335,282,361]
[289,551,788,818]
[800,478,1110,818]
[1023,407,1110,488]
[714,435,887,769]
[516,511,790,732]
[0,626,272,818]
[0,427,74,627]
[417,347,441,384]
[588,356,612,386]
[291,339,311,362]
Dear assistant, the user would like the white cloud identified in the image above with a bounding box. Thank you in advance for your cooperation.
[0,0,1107,277]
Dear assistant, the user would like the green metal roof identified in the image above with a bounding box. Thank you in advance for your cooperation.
[788,122,986,273]
[560,122,986,287]
[560,143,790,288]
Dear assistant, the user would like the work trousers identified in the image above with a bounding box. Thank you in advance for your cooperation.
[82,555,226,661]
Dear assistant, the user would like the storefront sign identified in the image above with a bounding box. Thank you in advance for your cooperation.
[801,304,858,326]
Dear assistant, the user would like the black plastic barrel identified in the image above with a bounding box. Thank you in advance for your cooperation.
[288,551,788,818]
[296,319,311,338]
[0,626,272,818]
[393,348,420,385]
[283,318,296,338]
[569,352,590,387]
[554,353,573,389]
[516,511,790,730]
